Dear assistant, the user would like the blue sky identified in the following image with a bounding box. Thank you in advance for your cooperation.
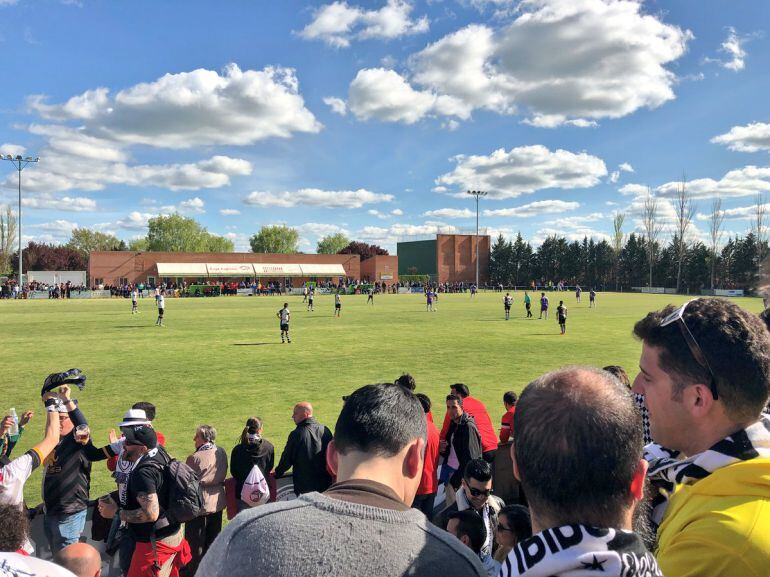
[1,0,769,252]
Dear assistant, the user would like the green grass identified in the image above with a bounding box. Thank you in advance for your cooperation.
[1,290,764,501]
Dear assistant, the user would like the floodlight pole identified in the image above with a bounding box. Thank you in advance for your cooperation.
[467,189,487,288]
[1,154,39,288]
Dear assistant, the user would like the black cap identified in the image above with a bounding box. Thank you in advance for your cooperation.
[122,425,157,449]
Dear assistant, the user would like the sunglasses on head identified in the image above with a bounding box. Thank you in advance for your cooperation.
[659,301,719,400]
[468,487,492,498]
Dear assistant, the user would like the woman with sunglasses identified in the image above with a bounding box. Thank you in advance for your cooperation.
[494,505,532,564]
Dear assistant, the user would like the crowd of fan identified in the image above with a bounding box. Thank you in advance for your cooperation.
[2,297,770,577]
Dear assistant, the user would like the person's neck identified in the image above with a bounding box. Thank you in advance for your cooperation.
[530,507,632,534]
[682,416,756,456]
[335,458,413,505]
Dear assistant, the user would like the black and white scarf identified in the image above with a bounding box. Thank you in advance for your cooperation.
[196,442,216,452]
[499,525,662,577]
[644,414,770,529]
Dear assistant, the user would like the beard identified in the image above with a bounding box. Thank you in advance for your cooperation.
[632,481,656,550]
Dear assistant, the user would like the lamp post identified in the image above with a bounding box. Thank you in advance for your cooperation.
[467,189,487,289]
[1,154,39,288]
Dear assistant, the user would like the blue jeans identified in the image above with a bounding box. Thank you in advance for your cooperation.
[44,509,87,554]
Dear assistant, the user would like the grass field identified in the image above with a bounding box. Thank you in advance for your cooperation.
[2,290,765,500]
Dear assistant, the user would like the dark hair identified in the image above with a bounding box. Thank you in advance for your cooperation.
[450,383,470,398]
[499,505,532,541]
[334,383,426,456]
[132,401,156,421]
[634,298,770,421]
[503,391,517,406]
[759,308,770,332]
[0,504,28,552]
[415,392,431,414]
[514,366,642,528]
[463,458,492,483]
[395,373,416,391]
[240,416,262,445]
[447,510,486,554]
[446,394,463,407]
[603,365,630,387]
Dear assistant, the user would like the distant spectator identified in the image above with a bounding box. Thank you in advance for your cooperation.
[275,402,333,496]
[198,383,486,577]
[499,366,661,577]
[230,417,275,511]
[183,425,227,576]
[0,503,28,552]
[493,505,531,564]
[438,459,503,559]
[440,384,498,462]
[394,373,416,391]
[499,391,517,443]
[604,365,652,445]
[412,393,439,516]
[54,543,102,577]
[441,395,482,490]
[633,299,770,577]
[447,510,499,577]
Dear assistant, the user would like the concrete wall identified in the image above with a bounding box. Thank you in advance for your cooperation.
[360,255,399,284]
[88,251,360,286]
[436,234,490,284]
[397,240,437,276]
[28,270,87,286]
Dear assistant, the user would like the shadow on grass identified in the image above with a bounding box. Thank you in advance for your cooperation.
[233,342,281,346]
[114,325,154,328]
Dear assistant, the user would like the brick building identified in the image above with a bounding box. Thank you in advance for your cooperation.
[88,251,361,287]
[360,255,398,284]
[397,234,490,284]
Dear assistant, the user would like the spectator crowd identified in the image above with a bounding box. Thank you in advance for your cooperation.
[1,297,769,577]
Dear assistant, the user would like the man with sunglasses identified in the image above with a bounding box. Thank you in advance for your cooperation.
[438,459,504,560]
[632,298,770,577]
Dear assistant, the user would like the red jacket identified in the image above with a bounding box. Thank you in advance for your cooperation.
[418,413,440,495]
[440,396,498,453]
[499,406,516,443]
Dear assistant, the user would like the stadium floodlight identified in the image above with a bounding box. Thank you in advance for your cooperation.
[466,190,488,289]
[0,153,40,289]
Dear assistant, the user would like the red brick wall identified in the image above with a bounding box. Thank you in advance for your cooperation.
[88,251,361,286]
[436,234,490,284]
[360,255,399,284]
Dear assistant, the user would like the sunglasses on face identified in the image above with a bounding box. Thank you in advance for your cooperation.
[659,301,719,400]
[468,487,492,498]
[497,524,514,533]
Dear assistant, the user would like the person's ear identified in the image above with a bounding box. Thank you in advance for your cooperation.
[404,438,424,479]
[687,383,716,417]
[511,443,521,482]
[460,535,471,548]
[630,458,648,501]
[326,439,338,476]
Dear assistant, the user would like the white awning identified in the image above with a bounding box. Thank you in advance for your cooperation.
[205,263,256,277]
[252,263,304,276]
[156,263,208,276]
[299,263,346,277]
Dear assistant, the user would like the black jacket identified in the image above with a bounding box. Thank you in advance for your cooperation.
[442,413,482,489]
[275,417,333,495]
[230,439,275,497]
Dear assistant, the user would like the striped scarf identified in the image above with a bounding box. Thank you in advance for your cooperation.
[644,415,770,529]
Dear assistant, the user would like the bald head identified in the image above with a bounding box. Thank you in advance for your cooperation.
[54,543,101,577]
[513,366,643,529]
[293,402,313,424]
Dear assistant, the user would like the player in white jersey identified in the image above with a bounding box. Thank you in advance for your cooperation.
[131,288,139,314]
[307,288,315,312]
[367,287,374,306]
[334,292,342,317]
[302,286,308,303]
[503,292,513,320]
[155,291,165,326]
[277,303,291,343]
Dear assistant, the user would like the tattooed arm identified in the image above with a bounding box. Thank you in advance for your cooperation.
[119,492,160,524]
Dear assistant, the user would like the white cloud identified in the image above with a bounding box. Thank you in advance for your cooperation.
[28,63,321,149]
[619,162,634,173]
[349,0,691,127]
[655,166,770,200]
[296,222,351,237]
[0,143,27,157]
[435,145,607,199]
[390,208,403,216]
[483,200,581,217]
[608,171,620,184]
[219,208,241,216]
[712,122,770,153]
[116,211,155,230]
[21,194,97,212]
[323,96,348,115]
[619,183,649,196]
[29,219,78,234]
[178,197,205,214]
[695,203,770,222]
[299,0,429,48]
[422,208,474,219]
[705,27,748,71]
[244,188,393,208]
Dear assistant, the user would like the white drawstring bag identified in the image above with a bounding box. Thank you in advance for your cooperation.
[240,464,269,507]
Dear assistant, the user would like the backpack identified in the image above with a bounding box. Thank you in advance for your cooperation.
[163,459,205,523]
[240,463,269,507]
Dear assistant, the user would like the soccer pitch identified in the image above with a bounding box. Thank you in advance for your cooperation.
[2,291,764,498]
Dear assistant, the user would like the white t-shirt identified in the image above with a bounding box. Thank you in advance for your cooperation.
[132,290,138,301]
[0,552,77,576]
[158,295,165,309]
[279,308,290,323]
[335,294,341,304]
[0,449,41,506]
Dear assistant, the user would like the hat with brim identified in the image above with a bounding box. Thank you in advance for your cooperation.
[118,409,151,428]
[122,425,157,449]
